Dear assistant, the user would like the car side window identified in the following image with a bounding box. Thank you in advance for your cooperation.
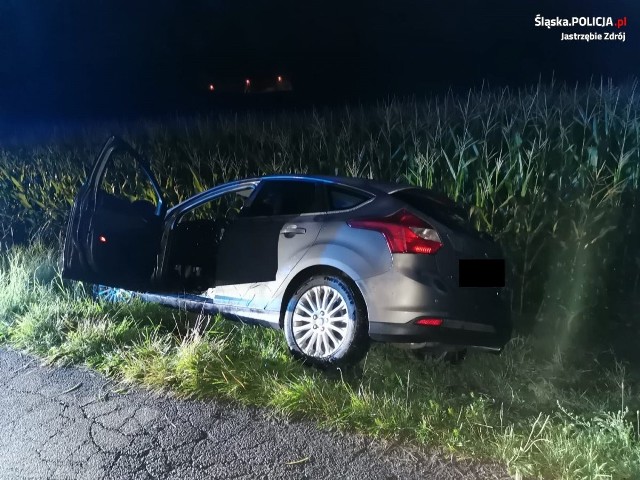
[241,180,322,217]
[178,187,254,224]
[328,186,372,210]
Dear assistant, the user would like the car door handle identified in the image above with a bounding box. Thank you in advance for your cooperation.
[280,225,306,235]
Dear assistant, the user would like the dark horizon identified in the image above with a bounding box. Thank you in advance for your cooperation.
[1,0,637,121]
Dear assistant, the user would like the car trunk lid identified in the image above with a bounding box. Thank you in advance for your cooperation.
[391,188,509,328]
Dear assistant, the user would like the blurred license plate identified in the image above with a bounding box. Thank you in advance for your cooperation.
[459,259,505,287]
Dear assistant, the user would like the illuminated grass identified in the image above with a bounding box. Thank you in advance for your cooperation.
[0,245,639,479]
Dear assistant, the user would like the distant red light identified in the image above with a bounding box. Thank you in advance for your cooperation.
[98,235,107,243]
[245,79,251,85]
[277,76,283,82]
[209,84,215,91]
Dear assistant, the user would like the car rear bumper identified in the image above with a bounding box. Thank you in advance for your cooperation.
[356,253,512,350]
[368,318,511,350]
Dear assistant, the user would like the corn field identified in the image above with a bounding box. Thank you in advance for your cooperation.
[1,79,639,335]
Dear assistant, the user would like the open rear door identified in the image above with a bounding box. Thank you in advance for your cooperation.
[62,136,166,291]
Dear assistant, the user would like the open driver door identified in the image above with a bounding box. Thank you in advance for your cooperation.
[62,136,166,292]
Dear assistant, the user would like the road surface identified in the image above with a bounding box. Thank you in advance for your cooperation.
[0,348,511,479]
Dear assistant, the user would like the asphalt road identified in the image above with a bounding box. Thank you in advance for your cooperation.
[0,348,511,480]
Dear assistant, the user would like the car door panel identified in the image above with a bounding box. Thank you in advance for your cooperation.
[62,136,166,291]
[214,216,280,286]
[209,215,323,309]
[211,179,326,307]
[246,214,324,309]
[87,192,163,285]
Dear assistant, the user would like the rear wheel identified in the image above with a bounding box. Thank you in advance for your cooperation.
[283,274,369,368]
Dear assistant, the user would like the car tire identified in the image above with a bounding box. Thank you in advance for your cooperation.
[92,285,134,304]
[283,274,369,368]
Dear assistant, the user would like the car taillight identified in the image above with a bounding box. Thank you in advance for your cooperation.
[415,317,443,326]
[347,209,443,254]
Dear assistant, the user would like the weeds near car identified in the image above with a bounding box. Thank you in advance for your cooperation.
[0,245,639,479]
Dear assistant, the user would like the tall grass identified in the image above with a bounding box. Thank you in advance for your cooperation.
[1,79,639,333]
[0,244,638,479]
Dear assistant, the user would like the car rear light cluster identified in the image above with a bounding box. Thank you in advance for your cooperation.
[347,209,443,254]
[414,317,443,326]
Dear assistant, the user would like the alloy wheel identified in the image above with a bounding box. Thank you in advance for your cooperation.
[292,285,350,358]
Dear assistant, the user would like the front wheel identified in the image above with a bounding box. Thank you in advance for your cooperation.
[283,274,369,368]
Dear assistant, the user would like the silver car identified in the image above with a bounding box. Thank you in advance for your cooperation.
[63,136,512,367]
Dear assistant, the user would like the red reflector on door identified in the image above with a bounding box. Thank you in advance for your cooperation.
[415,317,443,327]
[98,235,107,243]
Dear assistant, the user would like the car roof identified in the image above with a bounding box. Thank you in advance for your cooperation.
[258,174,411,194]
[169,173,463,216]
[257,175,467,212]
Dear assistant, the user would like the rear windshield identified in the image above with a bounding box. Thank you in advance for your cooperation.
[391,188,474,232]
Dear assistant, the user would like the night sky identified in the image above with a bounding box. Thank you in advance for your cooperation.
[0,0,638,119]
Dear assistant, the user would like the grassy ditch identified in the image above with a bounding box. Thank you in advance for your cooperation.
[0,244,638,479]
